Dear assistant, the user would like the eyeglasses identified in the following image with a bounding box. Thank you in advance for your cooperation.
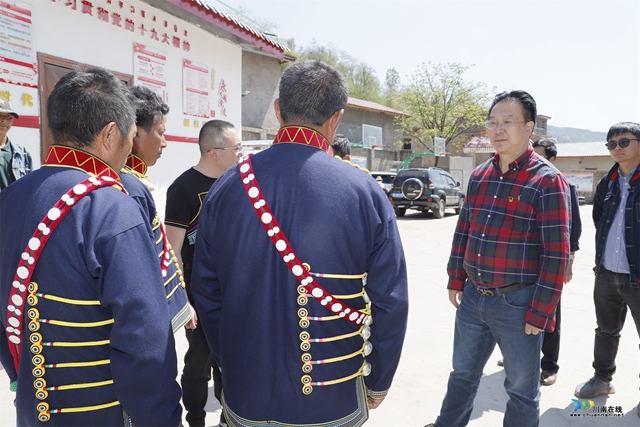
[210,145,244,153]
[605,137,639,151]
[484,120,527,130]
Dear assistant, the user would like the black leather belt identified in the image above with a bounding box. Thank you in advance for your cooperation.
[472,282,534,297]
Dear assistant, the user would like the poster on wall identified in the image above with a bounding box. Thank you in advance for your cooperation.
[0,0,36,87]
[182,59,210,118]
[133,43,168,102]
[565,172,594,192]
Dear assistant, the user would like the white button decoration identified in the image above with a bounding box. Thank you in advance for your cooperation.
[261,213,272,224]
[47,208,61,221]
[73,184,88,194]
[248,187,259,198]
[11,295,23,306]
[8,335,20,344]
[292,265,303,276]
[312,288,323,298]
[240,163,250,173]
[275,240,286,251]
[21,253,29,260]
[28,238,41,251]
[8,317,19,327]
[17,266,29,279]
[331,303,342,312]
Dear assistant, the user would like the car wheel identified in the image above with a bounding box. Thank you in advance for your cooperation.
[454,197,464,215]
[394,207,406,217]
[433,199,445,219]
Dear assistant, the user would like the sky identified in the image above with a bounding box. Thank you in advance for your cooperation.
[212,0,639,133]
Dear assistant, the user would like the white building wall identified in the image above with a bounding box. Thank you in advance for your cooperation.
[2,0,243,191]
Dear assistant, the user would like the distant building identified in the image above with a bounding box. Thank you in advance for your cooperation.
[338,97,409,150]
[554,141,613,203]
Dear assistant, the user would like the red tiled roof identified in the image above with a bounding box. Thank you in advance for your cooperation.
[347,97,410,117]
[164,0,286,58]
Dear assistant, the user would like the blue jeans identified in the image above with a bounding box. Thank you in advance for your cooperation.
[436,280,543,427]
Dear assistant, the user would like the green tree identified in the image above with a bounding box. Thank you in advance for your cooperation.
[397,62,491,155]
[382,68,401,109]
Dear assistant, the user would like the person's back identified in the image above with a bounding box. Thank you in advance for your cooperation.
[0,68,181,426]
[194,139,407,424]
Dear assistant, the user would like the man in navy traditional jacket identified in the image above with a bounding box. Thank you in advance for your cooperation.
[121,85,192,333]
[192,60,409,427]
[0,68,182,426]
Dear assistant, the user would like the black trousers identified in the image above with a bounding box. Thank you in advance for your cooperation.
[592,268,640,382]
[541,299,561,373]
[181,322,225,427]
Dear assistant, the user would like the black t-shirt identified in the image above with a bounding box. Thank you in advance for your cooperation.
[165,167,216,296]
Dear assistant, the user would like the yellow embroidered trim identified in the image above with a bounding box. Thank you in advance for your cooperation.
[316,370,362,386]
[48,379,113,391]
[310,329,361,343]
[311,348,362,365]
[57,400,120,413]
[45,359,110,368]
[164,271,178,287]
[328,291,364,299]
[165,283,181,299]
[35,294,100,306]
[40,319,114,328]
[45,340,110,347]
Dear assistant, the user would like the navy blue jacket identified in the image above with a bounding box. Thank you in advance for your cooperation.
[192,142,409,426]
[0,163,182,426]
[593,163,640,287]
[121,169,191,332]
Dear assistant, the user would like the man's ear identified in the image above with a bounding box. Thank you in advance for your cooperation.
[526,121,535,137]
[274,99,283,125]
[325,109,344,142]
[132,125,143,150]
[99,122,119,152]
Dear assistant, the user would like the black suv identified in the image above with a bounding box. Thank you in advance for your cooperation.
[389,168,464,218]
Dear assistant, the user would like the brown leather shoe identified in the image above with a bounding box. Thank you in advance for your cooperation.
[541,370,557,386]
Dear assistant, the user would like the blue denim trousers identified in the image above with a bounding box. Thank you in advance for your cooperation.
[436,280,543,427]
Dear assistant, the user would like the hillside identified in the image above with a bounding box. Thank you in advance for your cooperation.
[547,125,606,143]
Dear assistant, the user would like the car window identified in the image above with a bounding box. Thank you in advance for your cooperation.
[445,175,456,187]
[431,172,446,186]
[394,170,429,186]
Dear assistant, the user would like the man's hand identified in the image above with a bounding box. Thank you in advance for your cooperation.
[564,258,574,284]
[367,395,385,410]
[448,290,463,308]
[185,303,198,330]
[525,323,543,335]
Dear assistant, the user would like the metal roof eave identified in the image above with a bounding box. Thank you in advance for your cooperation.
[148,0,286,59]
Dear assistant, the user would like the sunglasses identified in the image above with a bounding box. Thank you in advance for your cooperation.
[606,137,639,151]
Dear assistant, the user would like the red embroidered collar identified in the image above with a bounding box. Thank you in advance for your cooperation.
[125,153,148,175]
[43,145,121,182]
[272,126,333,154]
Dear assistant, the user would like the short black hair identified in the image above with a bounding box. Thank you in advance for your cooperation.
[489,90,537,125]
[532,137,557,159]
[47,67,137,148]
[606,122,640,141]
[130,86,169,132]
[199,119,235,154]
[278,60,349,127]
[331,134,351,158]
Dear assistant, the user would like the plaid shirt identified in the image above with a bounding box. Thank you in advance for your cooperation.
[447,145,570,331]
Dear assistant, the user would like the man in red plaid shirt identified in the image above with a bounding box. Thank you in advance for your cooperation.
[427,90,570,427]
